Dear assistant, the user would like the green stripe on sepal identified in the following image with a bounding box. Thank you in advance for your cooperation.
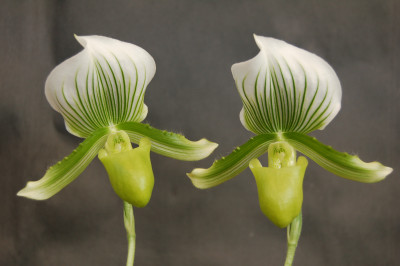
[232,35,342,135]
[116,121,218,161]
[282,132,392,183]
[45,35,156,138]
[187,133,279,189]
[17,127,110,200]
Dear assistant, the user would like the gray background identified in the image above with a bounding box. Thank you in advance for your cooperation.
[1,0,399,265]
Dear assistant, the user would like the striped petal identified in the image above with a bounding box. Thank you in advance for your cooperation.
[45,35,156,138]
[187,134,278,188]
[17,127,109,200]
[232,35,341,134]
[282,132,392,183]
[116,122,218,161]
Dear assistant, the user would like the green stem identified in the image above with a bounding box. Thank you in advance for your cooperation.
[126,235,135,266]
[284,212,302,266]
[123,201,136,266]
[285,244,296,266]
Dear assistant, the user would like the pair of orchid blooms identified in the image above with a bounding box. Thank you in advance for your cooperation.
[18,35,392,266]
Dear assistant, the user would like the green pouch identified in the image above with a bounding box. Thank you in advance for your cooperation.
[250,156,308,228]
[99,133,154,208]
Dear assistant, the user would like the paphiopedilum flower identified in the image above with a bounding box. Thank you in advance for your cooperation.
[188,35,392,265]
[17,35,217,265]
[18,35,217,201]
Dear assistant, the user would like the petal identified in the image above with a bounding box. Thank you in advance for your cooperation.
[45,35,156,138]
[17,127,109,200]
[187,134,278,189]
[282,132,392,183]
[116,121,218,161]
[232,35,341,134]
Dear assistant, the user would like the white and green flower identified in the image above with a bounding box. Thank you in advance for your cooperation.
[18,35,218,201]
[188,35,391,192]
[187,35,392,265]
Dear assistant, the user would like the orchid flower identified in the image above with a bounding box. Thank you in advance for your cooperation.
[17,35,217,265]
[187,35,392,265]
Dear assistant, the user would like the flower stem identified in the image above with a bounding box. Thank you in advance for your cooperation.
[123,201,136,266]
[284,212,302,266]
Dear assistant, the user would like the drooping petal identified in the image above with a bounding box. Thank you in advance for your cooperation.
[187,133,278,188]
[282,132,392,183]
[17,127,109,200]
[45,35,156,138]
[116,121,218,161]
[231,35,341,134]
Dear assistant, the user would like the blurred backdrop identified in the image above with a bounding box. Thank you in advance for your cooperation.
[1,0,399,265]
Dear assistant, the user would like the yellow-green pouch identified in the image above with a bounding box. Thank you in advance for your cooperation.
[250,156,308,228]
[99,136,154,208]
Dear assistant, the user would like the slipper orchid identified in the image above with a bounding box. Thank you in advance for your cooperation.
[187,35,392,265]
[17,35,217,265]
